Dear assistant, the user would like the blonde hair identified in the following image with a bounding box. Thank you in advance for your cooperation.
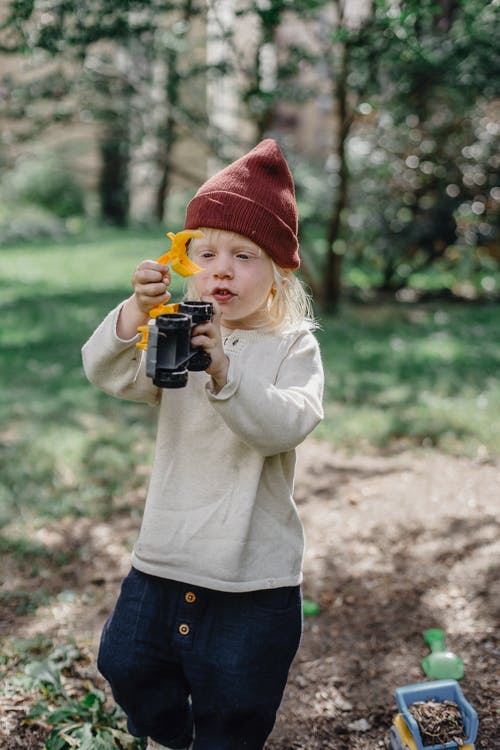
[185,228,317,332]
[267,263,317,332]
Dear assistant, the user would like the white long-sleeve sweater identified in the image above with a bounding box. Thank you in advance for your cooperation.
[82,304,324,592]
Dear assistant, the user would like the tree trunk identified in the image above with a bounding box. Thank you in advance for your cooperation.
[322,25,351,311]
[154,0,194,223]
[155,111,175,223]
[99,121,130,226]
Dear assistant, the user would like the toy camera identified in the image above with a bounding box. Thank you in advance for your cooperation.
[145,301,213,388]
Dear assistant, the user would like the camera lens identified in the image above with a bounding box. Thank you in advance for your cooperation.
[154,367,189,388]
[178,301,213,323]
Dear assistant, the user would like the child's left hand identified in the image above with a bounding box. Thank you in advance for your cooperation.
[190,305,229,394]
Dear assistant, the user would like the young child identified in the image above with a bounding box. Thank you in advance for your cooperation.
[82,139,324,750]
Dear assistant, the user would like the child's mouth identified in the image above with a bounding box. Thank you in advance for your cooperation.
[211,288,235,302]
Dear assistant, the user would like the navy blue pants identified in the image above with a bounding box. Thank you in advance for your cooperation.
[98,568,302,749]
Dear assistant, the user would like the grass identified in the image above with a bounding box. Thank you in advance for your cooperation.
[0,229,182,524]
[0,227,499,538]
[315,302,500,456]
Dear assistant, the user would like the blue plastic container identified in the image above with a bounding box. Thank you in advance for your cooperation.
[395,680,478,750]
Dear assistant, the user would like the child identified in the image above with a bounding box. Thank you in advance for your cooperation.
[82,139,324,750]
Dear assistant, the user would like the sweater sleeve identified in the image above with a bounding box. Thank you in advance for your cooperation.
[206,330,324,456]
[81,303,160,405]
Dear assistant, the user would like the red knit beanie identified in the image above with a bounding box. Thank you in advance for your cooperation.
[184,139,300,269]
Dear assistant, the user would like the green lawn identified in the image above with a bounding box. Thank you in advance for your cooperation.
[1,227,499,537]
[315,301,500,457]
[1,228,175,531]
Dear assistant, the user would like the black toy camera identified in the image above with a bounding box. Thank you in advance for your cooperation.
[145,301,214,388]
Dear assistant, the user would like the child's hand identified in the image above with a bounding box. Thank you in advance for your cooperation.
[132,260,171,314]
[190,306,229,393]
[116,261,171,340]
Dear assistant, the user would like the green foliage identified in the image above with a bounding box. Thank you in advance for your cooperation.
[2,637,141,749]
[0,588,51,615]
[13,642,81,691]
[6,155,86,218]
[330,0,500,293]
[2,0,498,297]
[0,204,68,244]
[33,688,138,749]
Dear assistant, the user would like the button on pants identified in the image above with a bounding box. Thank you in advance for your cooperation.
[97,568,302,750]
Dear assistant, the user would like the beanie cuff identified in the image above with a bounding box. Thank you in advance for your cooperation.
[185,191,300,270]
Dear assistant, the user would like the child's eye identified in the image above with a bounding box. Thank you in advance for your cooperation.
[236,253,251,260]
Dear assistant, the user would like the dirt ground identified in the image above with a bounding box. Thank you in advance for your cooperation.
[1,439,499,749]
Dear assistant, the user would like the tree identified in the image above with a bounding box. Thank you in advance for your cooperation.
[0,0,212,224]
[152,0,207,222]
[321,0,372,310]
[0,0,136,223]
[235,0,320,142]
[278,0,377,310]
[206,1,327,149]
[346,0,500,295]
[207,0,348,307]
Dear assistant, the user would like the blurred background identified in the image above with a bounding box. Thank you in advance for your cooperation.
[1,0,499,306]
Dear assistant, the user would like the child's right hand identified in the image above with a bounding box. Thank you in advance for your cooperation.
[132,260,171,314]
[116,261,171,340]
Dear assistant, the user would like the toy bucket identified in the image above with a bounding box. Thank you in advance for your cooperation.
[394,680,478,750]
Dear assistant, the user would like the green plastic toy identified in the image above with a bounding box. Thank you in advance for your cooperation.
[302,599,320,617]
[421,628,464,680]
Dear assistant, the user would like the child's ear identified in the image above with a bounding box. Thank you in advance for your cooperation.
[274,276,289,291]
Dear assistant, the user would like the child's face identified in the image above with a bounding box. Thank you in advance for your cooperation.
[189,229,276,329]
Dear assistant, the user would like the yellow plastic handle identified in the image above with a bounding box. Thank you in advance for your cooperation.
[156,229,205,277]
[136,229,204,349]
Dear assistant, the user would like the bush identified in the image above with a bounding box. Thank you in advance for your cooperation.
[0,205,67,244]
[7,156,85,218]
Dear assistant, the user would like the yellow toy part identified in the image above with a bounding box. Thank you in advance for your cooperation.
[136,327,149,351]
[136,304,179,351]
[392,713,419,750]
[391,714,474,750]
[136,229,204,350]
[156,229,205,277]
[148,301,179,321]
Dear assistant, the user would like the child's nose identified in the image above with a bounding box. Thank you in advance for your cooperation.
[214,255,234,278]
